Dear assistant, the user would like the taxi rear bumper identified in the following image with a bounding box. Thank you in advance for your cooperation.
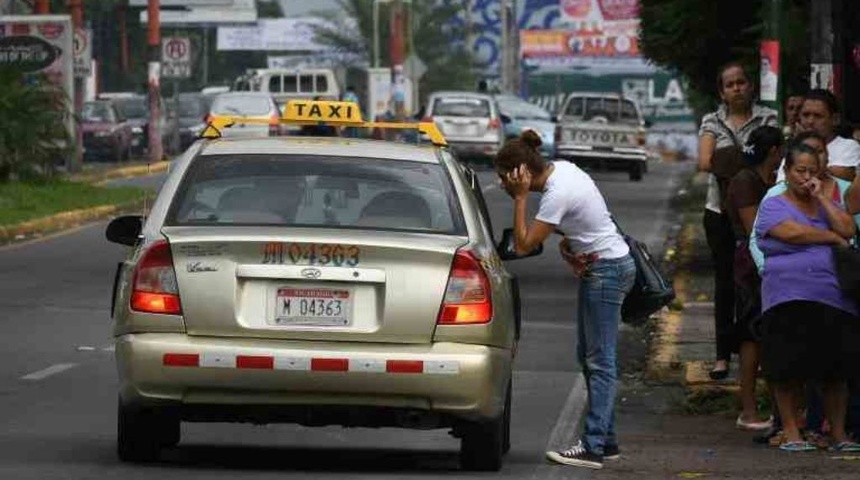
[116,333,512,426]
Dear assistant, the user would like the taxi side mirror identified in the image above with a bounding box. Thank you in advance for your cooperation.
[106,215,143,246]
[497,228,543,261]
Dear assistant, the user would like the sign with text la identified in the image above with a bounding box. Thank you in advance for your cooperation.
[162,36,191,78]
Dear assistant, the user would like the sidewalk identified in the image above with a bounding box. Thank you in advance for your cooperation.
[595,171,860,478]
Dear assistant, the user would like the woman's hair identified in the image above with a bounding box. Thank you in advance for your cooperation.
[784,143,820,169]
[743,126,782,166]
[494,130,546,174]
[790,130,826,149]
[716,61,750,91]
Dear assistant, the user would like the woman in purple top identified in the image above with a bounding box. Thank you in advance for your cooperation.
[755,143,860,452]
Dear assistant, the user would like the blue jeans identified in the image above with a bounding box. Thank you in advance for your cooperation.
[577,254,636,455]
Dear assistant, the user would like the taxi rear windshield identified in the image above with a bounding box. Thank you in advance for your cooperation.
[167,154,466,235]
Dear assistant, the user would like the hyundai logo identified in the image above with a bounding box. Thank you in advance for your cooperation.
[301,268,322,279]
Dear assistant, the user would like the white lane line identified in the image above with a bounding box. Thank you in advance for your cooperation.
[482,182,499,194]
[76,345,96,352]
[21,363,78,381]
[530,374,589,480]
[102,344,116,352]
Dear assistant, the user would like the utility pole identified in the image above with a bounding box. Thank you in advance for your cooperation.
[147,0,163,163]
[390,0,405,119]
[35,0,49,14]
[810,0,843,100]
[68,0,83,173]
[500,0,508,92]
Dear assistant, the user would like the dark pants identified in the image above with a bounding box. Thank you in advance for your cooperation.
[703,209,736,361]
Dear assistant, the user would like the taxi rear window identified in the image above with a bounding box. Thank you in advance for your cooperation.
[166,154,466,235]
[432,98,491,117]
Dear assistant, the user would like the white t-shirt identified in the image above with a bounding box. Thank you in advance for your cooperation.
[536,161,630,259]
[776,135,860,182]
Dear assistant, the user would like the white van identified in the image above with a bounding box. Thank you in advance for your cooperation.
[234,69,340,107]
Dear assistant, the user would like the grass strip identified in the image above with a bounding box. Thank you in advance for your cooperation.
[0,180,148,226]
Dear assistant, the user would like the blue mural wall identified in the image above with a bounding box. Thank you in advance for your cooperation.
[441,0,562,76]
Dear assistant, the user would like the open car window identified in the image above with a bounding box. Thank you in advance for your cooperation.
[167,154,467,235]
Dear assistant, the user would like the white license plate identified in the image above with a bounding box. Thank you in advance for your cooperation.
[272,288,352,326]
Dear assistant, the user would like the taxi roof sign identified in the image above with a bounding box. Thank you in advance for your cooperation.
[199,100,447,147]
[283,100,363,125]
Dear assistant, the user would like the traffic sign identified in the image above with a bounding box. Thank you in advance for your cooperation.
[162,37,191,79]
[72,28,91,77]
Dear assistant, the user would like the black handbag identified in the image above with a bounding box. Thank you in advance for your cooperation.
[614,219,676,324]
[832,245,860,301]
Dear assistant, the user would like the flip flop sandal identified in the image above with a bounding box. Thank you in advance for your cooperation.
[779,441,817,452]
[829,441,860,452]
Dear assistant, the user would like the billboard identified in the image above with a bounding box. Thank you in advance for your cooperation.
[217,18,330,52]
[0,15,74,145]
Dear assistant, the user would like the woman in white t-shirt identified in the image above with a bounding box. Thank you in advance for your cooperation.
[495,130,635,470]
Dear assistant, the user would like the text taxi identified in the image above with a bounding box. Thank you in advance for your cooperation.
[106,100,541,470]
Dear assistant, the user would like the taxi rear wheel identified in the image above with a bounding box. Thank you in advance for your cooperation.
[459,380,511,471]
[117,399,179,462]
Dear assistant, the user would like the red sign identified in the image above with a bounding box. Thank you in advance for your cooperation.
[37,23,65,40]
[164,38,188,60]
[561,0,593,19]
[11,23,30,35]
[597,0,640,21]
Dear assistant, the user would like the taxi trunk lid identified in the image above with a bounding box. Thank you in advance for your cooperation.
[162,227,466,344]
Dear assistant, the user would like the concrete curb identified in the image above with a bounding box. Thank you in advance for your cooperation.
[644,214,694,384]
[0,199,145,245]
[68,161,169,185]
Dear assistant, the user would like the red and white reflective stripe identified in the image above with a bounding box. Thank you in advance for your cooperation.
[162,353,459,375]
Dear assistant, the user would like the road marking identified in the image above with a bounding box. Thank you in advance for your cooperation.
[76,345,96,352]
[21,363,77,381]
[530,374,588,480]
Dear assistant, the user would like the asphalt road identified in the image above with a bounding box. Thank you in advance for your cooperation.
[0,159,691,479]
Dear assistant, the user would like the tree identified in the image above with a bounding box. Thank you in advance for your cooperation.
[312,0,476,104]
[639,0,810,118]
[0,71,70,182]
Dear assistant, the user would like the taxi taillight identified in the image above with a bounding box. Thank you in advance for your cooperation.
[269,113,280,136]
[636,131,646,146]
[437,250,492,325]
[130,240,182,315]
[488,118,501,130]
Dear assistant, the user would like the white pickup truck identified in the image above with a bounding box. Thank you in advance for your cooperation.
[554,93,649,181]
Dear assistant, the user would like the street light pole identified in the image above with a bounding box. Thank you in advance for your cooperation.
[147,0,163,163]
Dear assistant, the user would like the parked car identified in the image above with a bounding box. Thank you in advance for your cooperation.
[104,93,180,157]
[207,92,280,138]
[494,94,556,158]
[423,91,505,160]
[554,92,649,181]
[172,93,210,151]
[105,98,539,471]
[80,100,133,162]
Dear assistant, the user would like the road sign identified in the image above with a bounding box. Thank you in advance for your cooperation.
[72,28,91,77]
[404,53,427,80]
[162,36,191,78]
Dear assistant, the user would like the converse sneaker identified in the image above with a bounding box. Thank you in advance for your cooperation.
[546,441,604,469]
[603,444,621,460]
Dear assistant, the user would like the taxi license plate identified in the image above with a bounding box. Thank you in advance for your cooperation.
[272,288,352,327]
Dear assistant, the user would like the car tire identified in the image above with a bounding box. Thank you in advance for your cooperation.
[629,162,644,182]
[117,398,178,462]
[459,381,510,471]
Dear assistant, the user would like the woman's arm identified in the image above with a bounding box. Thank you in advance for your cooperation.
[818,196,856,238]
[767,220,848,246]
[505,165,555,255]
[812,179,856,238]
[738,206,757,235]
[846,173,860,215]
[698,133,716,173]
[829,166,856,182]
[512,196,555,255]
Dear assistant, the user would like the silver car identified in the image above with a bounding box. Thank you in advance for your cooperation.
[207,92,280,138]
[424,91,505,160]
[106,120,540,470]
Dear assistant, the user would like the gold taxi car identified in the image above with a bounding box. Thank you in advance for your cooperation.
[105,100,540,470]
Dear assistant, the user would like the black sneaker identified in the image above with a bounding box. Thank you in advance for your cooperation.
[604,444,621,460]
[546,441,604,469]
